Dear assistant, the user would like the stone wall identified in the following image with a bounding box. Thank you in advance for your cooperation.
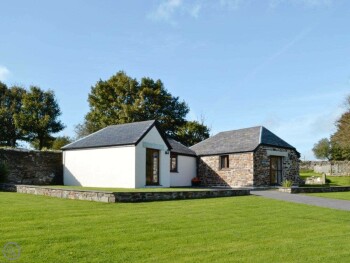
[0,184,250,203]
[198,153,254,187]
[300,161,350,176]
[0,148,62,185]
[254,146,302,186]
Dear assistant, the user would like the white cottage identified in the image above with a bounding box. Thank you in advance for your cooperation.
[62,120,197,188]
[167,138,197,187]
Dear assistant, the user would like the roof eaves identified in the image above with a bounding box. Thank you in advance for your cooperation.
[61,143,136,151]
[196,149,255,157]
[171,151,197,157]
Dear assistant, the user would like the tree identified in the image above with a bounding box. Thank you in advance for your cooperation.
[74,123,91,139]
[85,71,140,132]
[312,138,332,160]
[51,136,72,150]
[175,120,210,146]
[330,95,350,160]
[80,71,208,145]
[14,86,65,150]
[0,82,27,147]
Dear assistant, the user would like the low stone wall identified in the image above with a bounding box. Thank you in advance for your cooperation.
[279,186,350,194]
[0,148,62,185]
[0,184,250,203]
[301,161,350,176]
[114,189,250,202]
[0,184,117,203]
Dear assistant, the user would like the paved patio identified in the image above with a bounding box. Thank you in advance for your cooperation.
[252,190,350,211]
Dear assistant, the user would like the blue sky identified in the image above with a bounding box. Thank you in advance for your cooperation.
[0,0,349,159]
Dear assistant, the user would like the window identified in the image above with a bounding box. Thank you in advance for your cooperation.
[220,155,229,169]
[170,153,178,172]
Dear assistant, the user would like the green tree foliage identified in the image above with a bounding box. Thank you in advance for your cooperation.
[74,123,91,139]
[14,86,65,150]
[332,111,350,149]
[0,82,27,147]
[30,136,72,150]
[80,71,210,145]
[316,95,350,161]
[330,95,350,160]
[51,136,72,150]
[312,138,332,160]
[175,120,210,146]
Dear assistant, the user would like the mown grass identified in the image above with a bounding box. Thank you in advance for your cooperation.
[0,192,349,262]
[306,192,350,201]
[45,185,208,192]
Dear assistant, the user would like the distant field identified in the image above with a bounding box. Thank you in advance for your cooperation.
[0,192,349,262]
[300,171,350,186]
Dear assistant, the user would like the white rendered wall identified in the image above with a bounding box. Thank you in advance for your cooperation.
[135,126,170,188]
[63,146,135,188]
[170,155,197,187]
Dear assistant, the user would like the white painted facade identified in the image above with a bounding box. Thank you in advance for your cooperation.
[63,126,173,188]
[135,126,170,188]
[170,155,197,187]
[63,146,136,188]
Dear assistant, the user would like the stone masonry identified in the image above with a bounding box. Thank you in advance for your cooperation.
[300,161,350,176]
[198,152,254,187]
[0,148,63,185]
[0,184,250,203]
[198,146,302,187]
[254,145,302,186]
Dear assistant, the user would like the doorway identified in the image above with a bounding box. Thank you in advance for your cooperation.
[146,148,160,185]
[270,156,283,185]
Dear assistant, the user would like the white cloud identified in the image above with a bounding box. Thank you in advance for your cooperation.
[220,0,247,10]
[189,3,202,18]
[149,0,182,23]
[148,0,203,24]
[0,65,10,81]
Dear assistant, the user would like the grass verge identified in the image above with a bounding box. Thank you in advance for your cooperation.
[0,192,349,262]
[306,192,350,201]
[300,171,350,186]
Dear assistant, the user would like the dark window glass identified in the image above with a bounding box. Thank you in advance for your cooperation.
[220,155,229,169]
[170,153,178,172]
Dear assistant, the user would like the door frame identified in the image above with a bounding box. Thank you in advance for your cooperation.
[145,148,160,186]
[270,156,283,185]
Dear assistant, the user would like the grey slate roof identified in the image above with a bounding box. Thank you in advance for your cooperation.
[62,120,171,150]
[190,126,295,156]
[167,138,197,157]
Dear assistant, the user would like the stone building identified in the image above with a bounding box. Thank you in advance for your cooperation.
[190,126,302,187]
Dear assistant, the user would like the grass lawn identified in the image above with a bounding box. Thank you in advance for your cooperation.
[306,192,350,201]
[1,192,349,262]
[300,171,350,186]
[45,185,209,192]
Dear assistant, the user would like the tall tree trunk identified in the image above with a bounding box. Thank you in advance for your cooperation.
[39,136,43,150]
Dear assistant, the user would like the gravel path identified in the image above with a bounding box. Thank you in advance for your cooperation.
[252,190,350,211]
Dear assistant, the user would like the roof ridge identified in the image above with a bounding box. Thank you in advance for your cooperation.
[216,125,263,135]
[108,119,155,128]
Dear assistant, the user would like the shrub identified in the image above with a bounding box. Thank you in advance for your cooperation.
[282,180,293,188]
[0,162,9,183]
